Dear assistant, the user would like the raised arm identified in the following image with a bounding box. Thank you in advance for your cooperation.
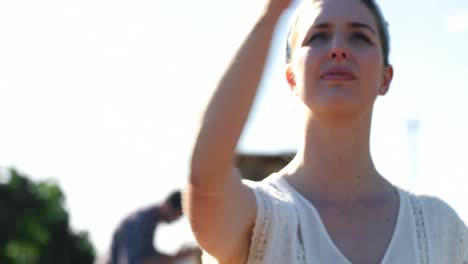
[186,1,292,263]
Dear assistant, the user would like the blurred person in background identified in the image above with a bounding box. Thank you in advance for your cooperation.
[106,191,200,264]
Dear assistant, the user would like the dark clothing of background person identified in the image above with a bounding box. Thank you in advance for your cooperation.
[108,205,161,264]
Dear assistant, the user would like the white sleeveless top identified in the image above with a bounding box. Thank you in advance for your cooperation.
[202,174,468,263]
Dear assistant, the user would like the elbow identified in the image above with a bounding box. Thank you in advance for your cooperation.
[188,148,232,194]
[187,163,225,197]
[188,151,218,188]
[188,155,205,188]
[188,170,203,190]
[188,142,209,187]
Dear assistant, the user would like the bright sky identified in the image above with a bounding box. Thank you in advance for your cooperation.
[1,0,467,257]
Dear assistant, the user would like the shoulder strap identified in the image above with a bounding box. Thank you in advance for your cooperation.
[409,194,429,264]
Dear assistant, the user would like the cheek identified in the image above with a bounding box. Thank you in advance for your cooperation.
[301,47,323,66]
[356,49,383,89]
[359,49,380,69]
[295,48,323,82]
[291,49,327,106]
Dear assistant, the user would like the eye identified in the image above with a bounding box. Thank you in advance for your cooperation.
[350,32,372,44]
[307,32,329,44]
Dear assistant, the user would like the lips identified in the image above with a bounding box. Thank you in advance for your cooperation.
[320,67,356,81]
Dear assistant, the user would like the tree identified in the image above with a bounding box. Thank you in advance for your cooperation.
[0,168,95,264]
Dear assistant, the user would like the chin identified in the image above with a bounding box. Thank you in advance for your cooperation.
[308,100,364,120]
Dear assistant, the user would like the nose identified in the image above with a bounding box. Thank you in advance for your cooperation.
[329,48,348,62]
[328,35,348,62]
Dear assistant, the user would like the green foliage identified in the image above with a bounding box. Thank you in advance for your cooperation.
[0,168,95,264]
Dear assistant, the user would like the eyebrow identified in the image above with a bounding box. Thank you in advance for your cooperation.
[313,22,377,34]
[350,22,376,34]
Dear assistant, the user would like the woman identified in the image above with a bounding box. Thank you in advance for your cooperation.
[186,0,468,263]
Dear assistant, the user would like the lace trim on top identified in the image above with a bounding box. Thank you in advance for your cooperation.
[247,187,272,264]
[409,195,429,264]
[460,222,468,263]
[296,237,307,264]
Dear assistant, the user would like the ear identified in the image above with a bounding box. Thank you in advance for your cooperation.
[379,65,393,95]
[285,64,297,93]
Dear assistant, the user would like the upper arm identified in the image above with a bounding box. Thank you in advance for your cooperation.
[184,167,257,263]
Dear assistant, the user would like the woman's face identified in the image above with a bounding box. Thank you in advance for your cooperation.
[287,0,393,118]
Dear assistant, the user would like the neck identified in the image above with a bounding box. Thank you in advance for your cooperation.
[283,110,390,201]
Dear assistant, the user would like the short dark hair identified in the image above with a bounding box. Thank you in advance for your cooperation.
[167,190,182,211]
[286,0,390,66]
